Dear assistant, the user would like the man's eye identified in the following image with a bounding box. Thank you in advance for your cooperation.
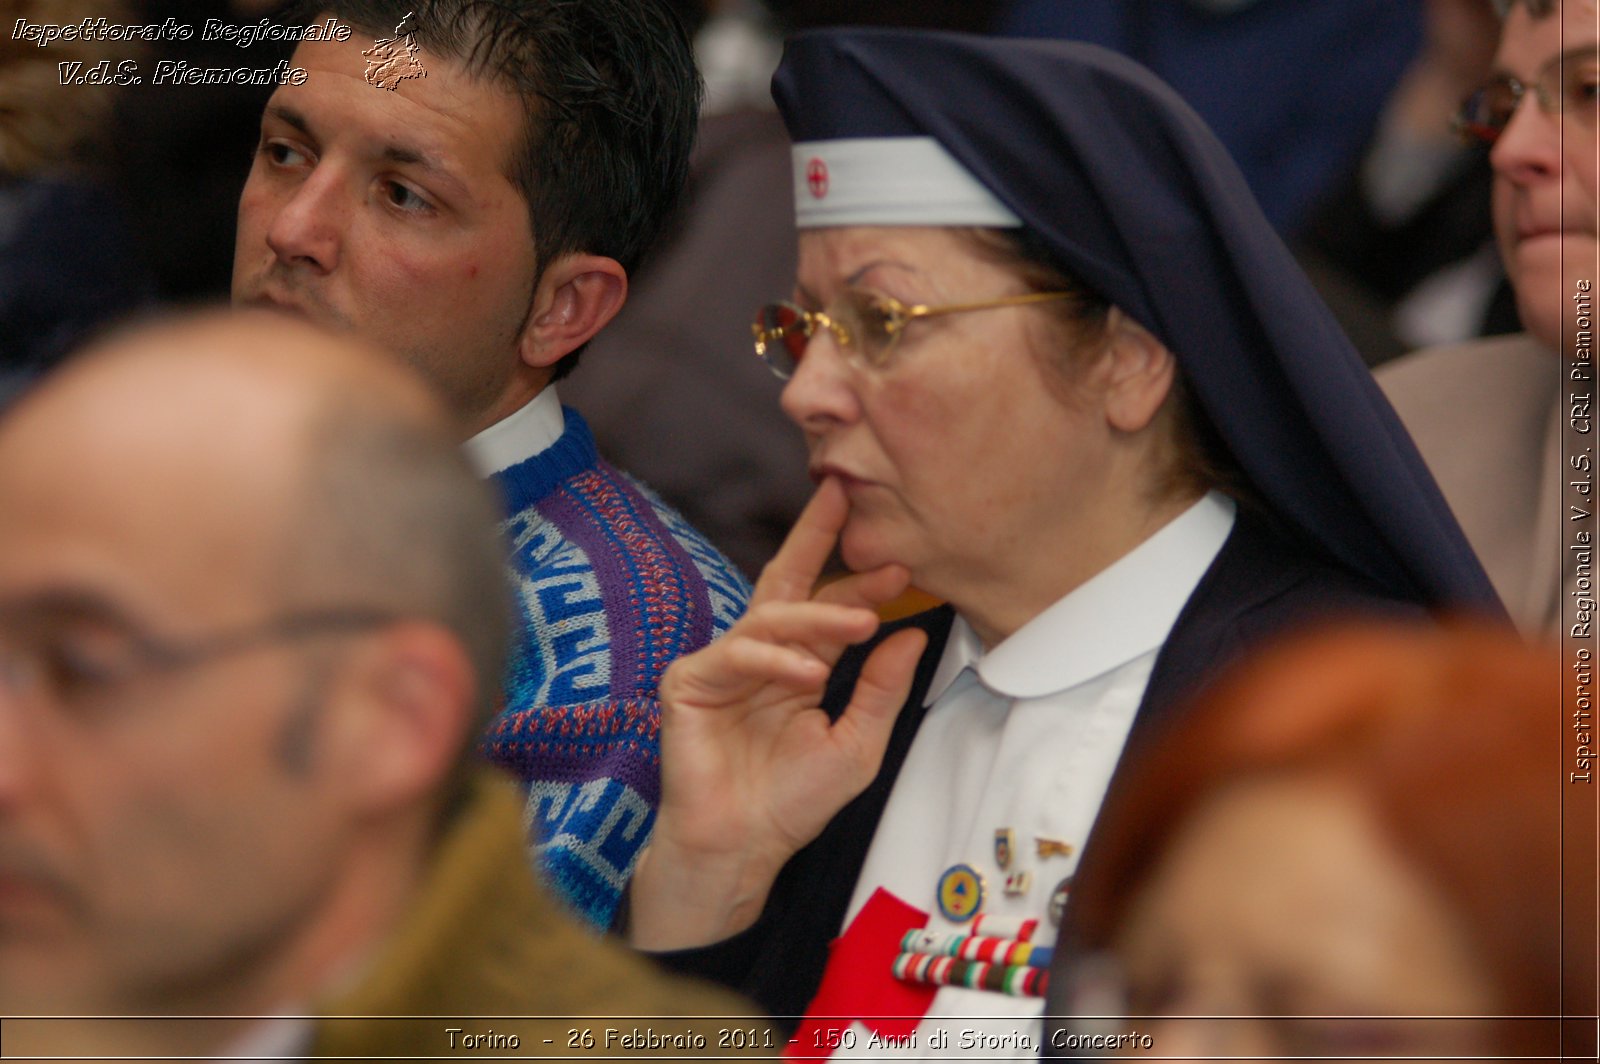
[1572,74,1600,109]
[382,180,433,214]
[37,638,128,700]
[262,140,309,167]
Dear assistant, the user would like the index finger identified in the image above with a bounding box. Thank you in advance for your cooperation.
[753,476,849,605]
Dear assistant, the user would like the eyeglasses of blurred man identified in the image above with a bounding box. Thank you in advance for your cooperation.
[0,315,488,1032]
[0,594,397,718]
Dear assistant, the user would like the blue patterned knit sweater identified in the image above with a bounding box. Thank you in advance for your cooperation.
[481,409,750,929]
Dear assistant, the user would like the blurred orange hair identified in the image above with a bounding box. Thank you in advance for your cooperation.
[1063,620,1592,1051]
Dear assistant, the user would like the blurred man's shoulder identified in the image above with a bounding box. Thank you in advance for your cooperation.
[310,772,769,1057]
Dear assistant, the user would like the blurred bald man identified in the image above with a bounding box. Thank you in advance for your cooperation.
[0,311,763,1058]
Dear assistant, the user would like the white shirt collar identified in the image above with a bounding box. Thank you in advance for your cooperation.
[924,612,985,708]
[462,385,564,476]
[924,491,1237,704]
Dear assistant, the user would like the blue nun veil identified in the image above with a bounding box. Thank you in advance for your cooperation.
[773,28,1502,614]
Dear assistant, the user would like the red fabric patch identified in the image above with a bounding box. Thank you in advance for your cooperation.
[785,889,937,1060]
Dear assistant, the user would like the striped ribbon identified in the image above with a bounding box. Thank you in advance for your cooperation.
[891,951,1050,998]
[898,929,1054,969]
[971,914,1039,941]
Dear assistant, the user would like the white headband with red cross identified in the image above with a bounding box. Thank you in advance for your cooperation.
[791,137,1022,228]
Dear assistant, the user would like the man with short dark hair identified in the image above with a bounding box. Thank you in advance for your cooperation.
[232,0,751,927]
[0,311,762,1058]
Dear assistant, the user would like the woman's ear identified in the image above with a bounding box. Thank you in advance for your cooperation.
[1100,309,1177,434]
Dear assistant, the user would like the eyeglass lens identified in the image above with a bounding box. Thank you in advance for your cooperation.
[753,291,903,377]
[753,302,810,377]
[1460,51,1599,143]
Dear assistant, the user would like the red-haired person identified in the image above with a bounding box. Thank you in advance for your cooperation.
[1052,622,1593,1060]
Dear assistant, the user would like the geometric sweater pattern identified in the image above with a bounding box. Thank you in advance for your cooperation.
[481,408,751,929]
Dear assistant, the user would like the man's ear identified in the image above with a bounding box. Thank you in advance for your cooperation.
[1100,308,1177,434]
[517,253,628,371]
[319,623,478,815]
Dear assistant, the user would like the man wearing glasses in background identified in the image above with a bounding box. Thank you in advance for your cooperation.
[0,311,761,1059]
[230,0,751,929]
[1377,4,1598,1027]
[1379,0,1597,636]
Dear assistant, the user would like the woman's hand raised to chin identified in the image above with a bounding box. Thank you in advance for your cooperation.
[628,477,929,950]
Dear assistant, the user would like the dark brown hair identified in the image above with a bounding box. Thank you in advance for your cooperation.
[295,0,703,378]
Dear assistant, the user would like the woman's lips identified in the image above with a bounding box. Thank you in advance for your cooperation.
[809,464,869,489]
[1514,209,1593,241]
[1514,229,1584,259]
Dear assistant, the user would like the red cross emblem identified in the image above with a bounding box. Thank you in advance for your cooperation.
[806,157,830,199]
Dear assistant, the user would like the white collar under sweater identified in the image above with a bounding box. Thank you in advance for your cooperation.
[463,385,565,477]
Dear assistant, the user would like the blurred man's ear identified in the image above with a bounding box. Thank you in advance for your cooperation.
[317,623,478,815]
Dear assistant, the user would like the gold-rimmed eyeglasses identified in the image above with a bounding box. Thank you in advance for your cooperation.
[1454,47,1599,146]
[751,288,1077,379]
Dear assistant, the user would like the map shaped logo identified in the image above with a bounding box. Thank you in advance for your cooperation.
[362,12,426,90]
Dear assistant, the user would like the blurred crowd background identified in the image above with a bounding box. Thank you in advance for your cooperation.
[2,0,1516,577]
